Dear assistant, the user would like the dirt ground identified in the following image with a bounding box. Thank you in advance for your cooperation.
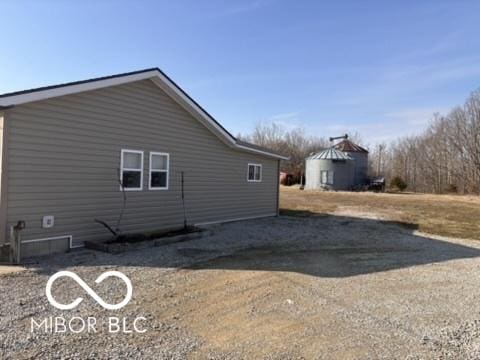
[2,189,480,358]
[0,265,26,276]
[281,186,480,240]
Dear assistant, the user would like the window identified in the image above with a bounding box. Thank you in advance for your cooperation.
[320,170,334,185]
[149,152,169,190]
[321,170,327,184]
[247,163,262,182]
[328,171,334,184]
[120,149,143,190]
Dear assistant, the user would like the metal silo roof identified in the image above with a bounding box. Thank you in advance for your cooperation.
[334,139,369,153]
[308,147,353,160]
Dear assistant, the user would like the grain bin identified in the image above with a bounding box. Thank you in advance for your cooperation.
[305,148,356,191]
[334,138,369,185]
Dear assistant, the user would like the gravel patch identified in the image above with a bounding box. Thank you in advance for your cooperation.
[1,215,480,358]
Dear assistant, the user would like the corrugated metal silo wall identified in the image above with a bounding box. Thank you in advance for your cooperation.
[306,158,355,190]
[346,152,368,185]
[305,159,319,189]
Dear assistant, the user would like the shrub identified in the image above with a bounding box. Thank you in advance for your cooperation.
[390,176,408,192]
[446,184,458,193]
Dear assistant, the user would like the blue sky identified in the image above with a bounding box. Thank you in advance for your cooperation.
[1,0,480,144]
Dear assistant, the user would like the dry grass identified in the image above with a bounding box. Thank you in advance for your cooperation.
[280,186,480,240]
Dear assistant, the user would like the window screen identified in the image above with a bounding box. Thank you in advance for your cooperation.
[121,150,143,190]
[248,164,262,182]
[150,152,169,189]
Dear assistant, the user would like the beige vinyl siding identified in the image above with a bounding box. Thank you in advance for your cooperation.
[5,79,278,246]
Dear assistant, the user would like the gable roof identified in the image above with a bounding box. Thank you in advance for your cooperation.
[0,68,288,160]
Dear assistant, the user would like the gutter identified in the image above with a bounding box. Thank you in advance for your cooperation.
[234,143,289,160]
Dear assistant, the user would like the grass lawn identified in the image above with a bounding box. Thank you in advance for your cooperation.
[280,186,480,240]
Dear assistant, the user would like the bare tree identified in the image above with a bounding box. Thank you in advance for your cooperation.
[369,142,387,177]
[244,89,480,194]
[240,122,329,182]
[384,88,480,194]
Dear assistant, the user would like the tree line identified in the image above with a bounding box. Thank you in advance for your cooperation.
[239,123,362,183]
[241,89,480,194]
[370,90,480,194]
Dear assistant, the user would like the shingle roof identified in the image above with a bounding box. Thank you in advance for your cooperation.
[0,68,156,98]
[0,68,235,144]
[0,68,288,159]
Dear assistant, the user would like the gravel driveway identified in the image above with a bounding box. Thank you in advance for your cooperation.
[2,214,480,359]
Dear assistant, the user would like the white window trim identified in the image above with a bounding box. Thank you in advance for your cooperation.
[149,152,170,190]
[120,149,144,191]
[247,163,262,182]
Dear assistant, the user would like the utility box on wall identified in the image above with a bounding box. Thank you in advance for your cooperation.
[42,215,54,228]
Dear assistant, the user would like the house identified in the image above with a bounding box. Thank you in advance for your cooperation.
[0,68,287,258]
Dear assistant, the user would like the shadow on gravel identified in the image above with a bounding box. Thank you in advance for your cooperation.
[26,213,480,278]
[183,212,480,278]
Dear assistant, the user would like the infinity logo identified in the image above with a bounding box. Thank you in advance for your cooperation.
[46,271,133,310]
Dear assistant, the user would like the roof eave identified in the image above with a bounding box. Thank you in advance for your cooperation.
[0,68,288,160]
[234,143,289,160]
[0,69,161,107]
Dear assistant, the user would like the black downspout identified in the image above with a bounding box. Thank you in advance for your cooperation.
[181,171,187,230]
